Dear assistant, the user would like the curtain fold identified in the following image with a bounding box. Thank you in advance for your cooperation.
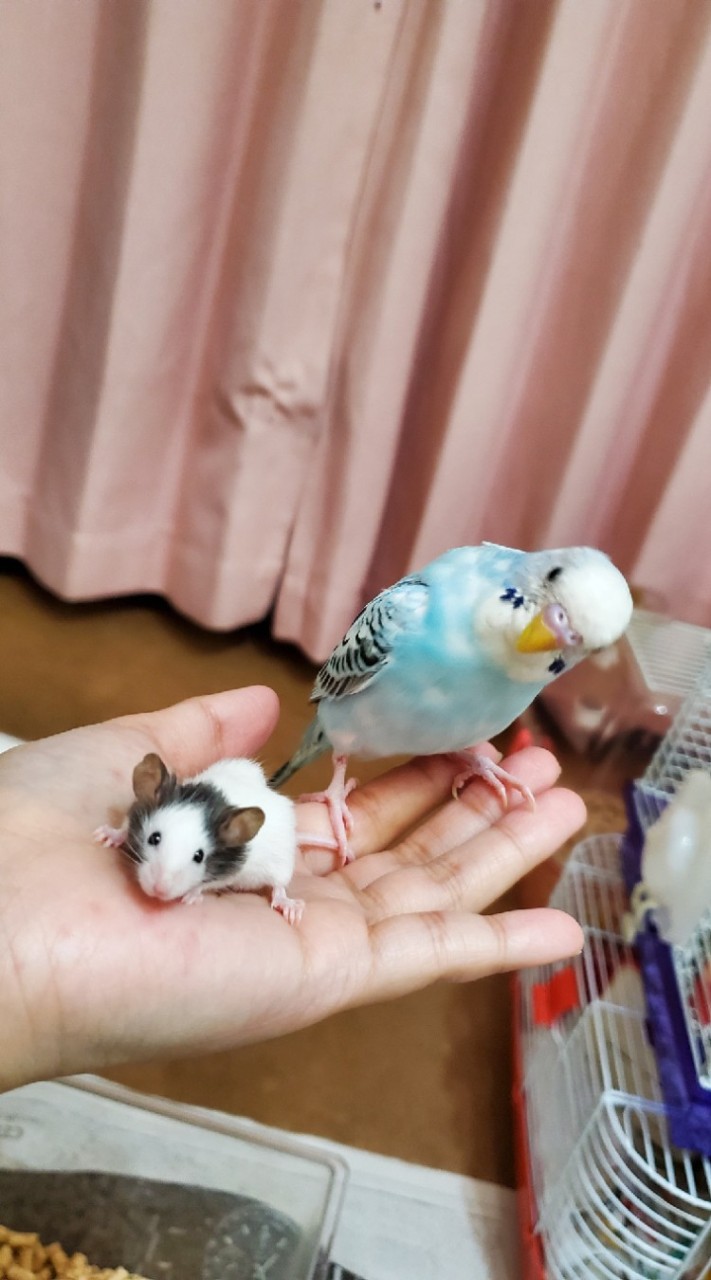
[2,0,711,661]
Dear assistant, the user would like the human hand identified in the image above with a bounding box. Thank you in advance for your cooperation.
[0,686,584,1091]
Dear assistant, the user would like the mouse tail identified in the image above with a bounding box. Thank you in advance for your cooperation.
[269,716,330,789]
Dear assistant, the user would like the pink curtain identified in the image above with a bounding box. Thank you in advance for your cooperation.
[2,0,711,662]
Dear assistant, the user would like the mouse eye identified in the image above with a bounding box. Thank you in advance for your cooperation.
[147,831,161,847]
[193,849,205,865]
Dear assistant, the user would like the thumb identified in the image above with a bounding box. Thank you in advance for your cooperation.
[115,685,280,775]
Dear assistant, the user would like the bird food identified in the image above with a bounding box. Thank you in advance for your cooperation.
[0,1226,150,1280]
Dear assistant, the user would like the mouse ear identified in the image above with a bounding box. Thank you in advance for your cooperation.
[132,753,170,803]
[218,806,265,847]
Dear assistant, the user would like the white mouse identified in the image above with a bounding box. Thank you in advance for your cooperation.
[95,753,305,923]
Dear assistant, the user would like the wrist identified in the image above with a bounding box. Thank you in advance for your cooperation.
[0,916,59,1095]
[0,992,41,1094]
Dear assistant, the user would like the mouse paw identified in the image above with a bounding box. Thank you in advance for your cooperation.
[181,887,205,906]
[93,824,126,848]
[271,885,305,926]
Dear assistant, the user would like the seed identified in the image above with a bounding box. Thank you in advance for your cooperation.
[0,1224,151,1279]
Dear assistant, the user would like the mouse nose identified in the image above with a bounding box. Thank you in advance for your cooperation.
[152,873,172,900]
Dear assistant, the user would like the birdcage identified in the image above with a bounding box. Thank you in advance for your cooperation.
[515,833,711,1279]
[612,652,711,1154]
[630,651,711,835]
[627,612,711,705]
[514,641,711,1277]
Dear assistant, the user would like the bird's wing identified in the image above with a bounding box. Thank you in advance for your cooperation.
[311,577,430,703]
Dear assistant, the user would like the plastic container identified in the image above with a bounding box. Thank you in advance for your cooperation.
[539,609,711,773]
[0,1075,348,1279]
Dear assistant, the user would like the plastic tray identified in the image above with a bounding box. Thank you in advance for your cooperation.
[0,1074,348,1279]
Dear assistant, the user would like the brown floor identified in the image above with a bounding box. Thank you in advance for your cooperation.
[0,559,631,1187]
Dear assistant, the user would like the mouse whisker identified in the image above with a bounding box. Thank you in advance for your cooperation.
[118,840,142,866]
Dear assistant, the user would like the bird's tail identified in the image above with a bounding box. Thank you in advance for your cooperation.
[269,716,330,789]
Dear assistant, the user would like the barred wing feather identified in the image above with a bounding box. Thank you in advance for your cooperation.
[311,578,429,703]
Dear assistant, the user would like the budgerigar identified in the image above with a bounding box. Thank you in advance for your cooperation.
[270,543,633,861]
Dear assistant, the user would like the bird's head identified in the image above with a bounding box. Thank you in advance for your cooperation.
[480,546,633,682]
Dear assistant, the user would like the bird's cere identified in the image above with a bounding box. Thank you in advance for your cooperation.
[516,603,582,653]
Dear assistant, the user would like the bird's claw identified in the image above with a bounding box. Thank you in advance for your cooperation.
[451,752,536,810]
[342,777,358,834]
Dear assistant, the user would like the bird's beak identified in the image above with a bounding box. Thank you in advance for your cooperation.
[516,611,561,653]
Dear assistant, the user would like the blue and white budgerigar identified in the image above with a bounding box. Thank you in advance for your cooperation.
[270,543,633,861]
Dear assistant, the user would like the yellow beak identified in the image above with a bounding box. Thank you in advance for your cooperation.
[516,611,560,653]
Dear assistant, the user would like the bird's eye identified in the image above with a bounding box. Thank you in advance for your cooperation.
[550,604,568,627]
[546,566,563,582]
[147,831,161,847]
[193,849,205,865]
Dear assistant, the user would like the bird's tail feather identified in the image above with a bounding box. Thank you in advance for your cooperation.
[269,717,330,789]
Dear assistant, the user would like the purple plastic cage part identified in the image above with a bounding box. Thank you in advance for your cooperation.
[620,782,645,895]
[622,783,711,1152]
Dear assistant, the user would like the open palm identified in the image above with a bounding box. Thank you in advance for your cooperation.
[0,686,584,1092]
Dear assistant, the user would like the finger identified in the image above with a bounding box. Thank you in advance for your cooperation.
[341,747,566,887]
[297,744,505,872]
[398,747,564,862]
[297,745,560,874]
[294,756,479,873]
[346,744,502,854]
[115,686,281,774]
[365,907,583,1002]
[361,787,585,918]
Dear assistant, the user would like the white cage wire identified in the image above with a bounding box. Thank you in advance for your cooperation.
[626,652,711,1096]
[626,612,711,701]
[520,835,711,1279]
[674,910,711,1093]
[634,654,711,833]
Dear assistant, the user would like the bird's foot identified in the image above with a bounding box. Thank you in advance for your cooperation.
[271,885,305,926]
[298,754,357,864]
[93,824,127,848]
[450,750,535,810]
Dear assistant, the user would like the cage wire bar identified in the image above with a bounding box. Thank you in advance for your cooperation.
[674,911,711,1092]
[519,833,711,1278]
[626,613,711,701]
[625,652,711,1095]
[633,652,711,833]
